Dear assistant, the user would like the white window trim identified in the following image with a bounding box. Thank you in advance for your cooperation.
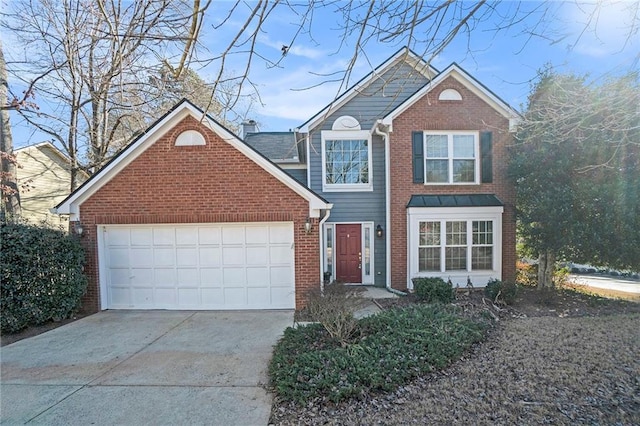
[321,130,373,192]
[407,206,503,289]
[424,130,480,185]
[323,222,374,284]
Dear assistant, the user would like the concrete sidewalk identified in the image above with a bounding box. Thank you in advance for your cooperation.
[1,310,293,425]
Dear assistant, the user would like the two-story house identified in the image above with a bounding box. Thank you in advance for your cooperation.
[253,48,518,292]
[54,48,517,313]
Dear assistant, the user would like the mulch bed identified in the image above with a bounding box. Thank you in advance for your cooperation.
[270,287,640,425]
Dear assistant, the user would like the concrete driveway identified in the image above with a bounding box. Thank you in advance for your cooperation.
[1,310,293,425]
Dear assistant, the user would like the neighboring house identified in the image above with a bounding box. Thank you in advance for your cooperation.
[54,48,518,313]
[15,142,87,227]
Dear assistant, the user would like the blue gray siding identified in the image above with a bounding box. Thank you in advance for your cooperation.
[283,168,307,185]
[308,61,429,286]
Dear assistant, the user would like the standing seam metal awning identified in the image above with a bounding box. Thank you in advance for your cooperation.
[406,194,504,208]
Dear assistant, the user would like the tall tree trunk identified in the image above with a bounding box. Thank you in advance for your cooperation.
[537,250,556,288]
[0,40,21,220]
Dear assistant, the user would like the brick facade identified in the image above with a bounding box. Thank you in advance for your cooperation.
[77,116,320,312]
[388,77,517,290]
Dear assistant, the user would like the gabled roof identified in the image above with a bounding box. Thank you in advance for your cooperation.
[244,132,302,163]
[382,63,521,130]
[54,99,331,219]
[407,194,504,208]
[299,48,438,132]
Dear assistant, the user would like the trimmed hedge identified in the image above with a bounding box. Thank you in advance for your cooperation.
[1,223,88,333]
[413,277,455,303]
[269,305,489,404]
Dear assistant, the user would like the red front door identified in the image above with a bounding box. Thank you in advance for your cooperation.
[335,224,362,283]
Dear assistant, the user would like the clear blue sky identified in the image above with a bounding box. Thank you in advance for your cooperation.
[195,1,638,132]
[6,1,639,146]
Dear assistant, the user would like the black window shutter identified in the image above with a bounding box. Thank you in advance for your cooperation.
[480,131,493,183]
[412,131,424,183]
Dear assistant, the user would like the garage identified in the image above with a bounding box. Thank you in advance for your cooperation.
[99,223,295,310]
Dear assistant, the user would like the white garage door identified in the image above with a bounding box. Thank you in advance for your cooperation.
[99,223,295,310]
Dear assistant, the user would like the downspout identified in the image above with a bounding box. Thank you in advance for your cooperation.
[374,121,406,296]
[318,208,331,292]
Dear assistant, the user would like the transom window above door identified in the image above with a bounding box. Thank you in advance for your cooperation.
[424,131,479,184]
[321,129,372,191]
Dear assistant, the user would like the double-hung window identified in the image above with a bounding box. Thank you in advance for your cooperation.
[417,219,496,273]
[321,130,372,191]
[424,132,478,184]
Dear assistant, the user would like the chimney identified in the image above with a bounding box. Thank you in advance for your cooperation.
[241,120,257,139]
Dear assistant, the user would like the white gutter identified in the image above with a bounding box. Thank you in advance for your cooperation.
[374,121,393,294]
[318,208,331,292]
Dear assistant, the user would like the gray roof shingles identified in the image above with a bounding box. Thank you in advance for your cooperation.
[244,132,302,163]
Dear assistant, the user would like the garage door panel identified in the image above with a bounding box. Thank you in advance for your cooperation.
[178,288,199,305]
[248,288,269,305]
[247,246,268,264]
[270,225,293,244]
[109,268,130,286]
[222,227,244,244]
[153,248,175,266]
[247,226,269,244]
[130,248,152,267]
[176,248,197,266]
[200,268,222,286]
[102,223,295,310]
[201,288,223,304]
[130,228,152,245]
[108,228,131,246]
[222,247,244,265]
[247,267,269,287]
[198,227,221,244]
[108,248,130,268]
[132,288,154,305]
[271,288,295,308]
[177,268,199,285]
[131,268,153,285]
[222,268,246,286]
[154,269,176,285]
[270,266,293,286]
[224,288,246,305]
[199,247,220,265]
[270,246,292,264]
[176,227,198,245]
[153,228,175,245]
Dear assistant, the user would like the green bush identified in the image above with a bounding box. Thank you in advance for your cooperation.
[484,279,518,305]
[413,277,454,303]
[269,305,489,404]
[1,223,88,333]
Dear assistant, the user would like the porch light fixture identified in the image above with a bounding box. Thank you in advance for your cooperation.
[376,224,383,238]
[74,222,84,237]
[304,218,312,234]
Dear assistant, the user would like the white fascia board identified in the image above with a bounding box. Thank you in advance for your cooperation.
[300,49,437,133]
[382,65,520,126]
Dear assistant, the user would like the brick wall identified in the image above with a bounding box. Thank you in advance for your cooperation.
[78,115,320,312]
[389,77,517,289]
